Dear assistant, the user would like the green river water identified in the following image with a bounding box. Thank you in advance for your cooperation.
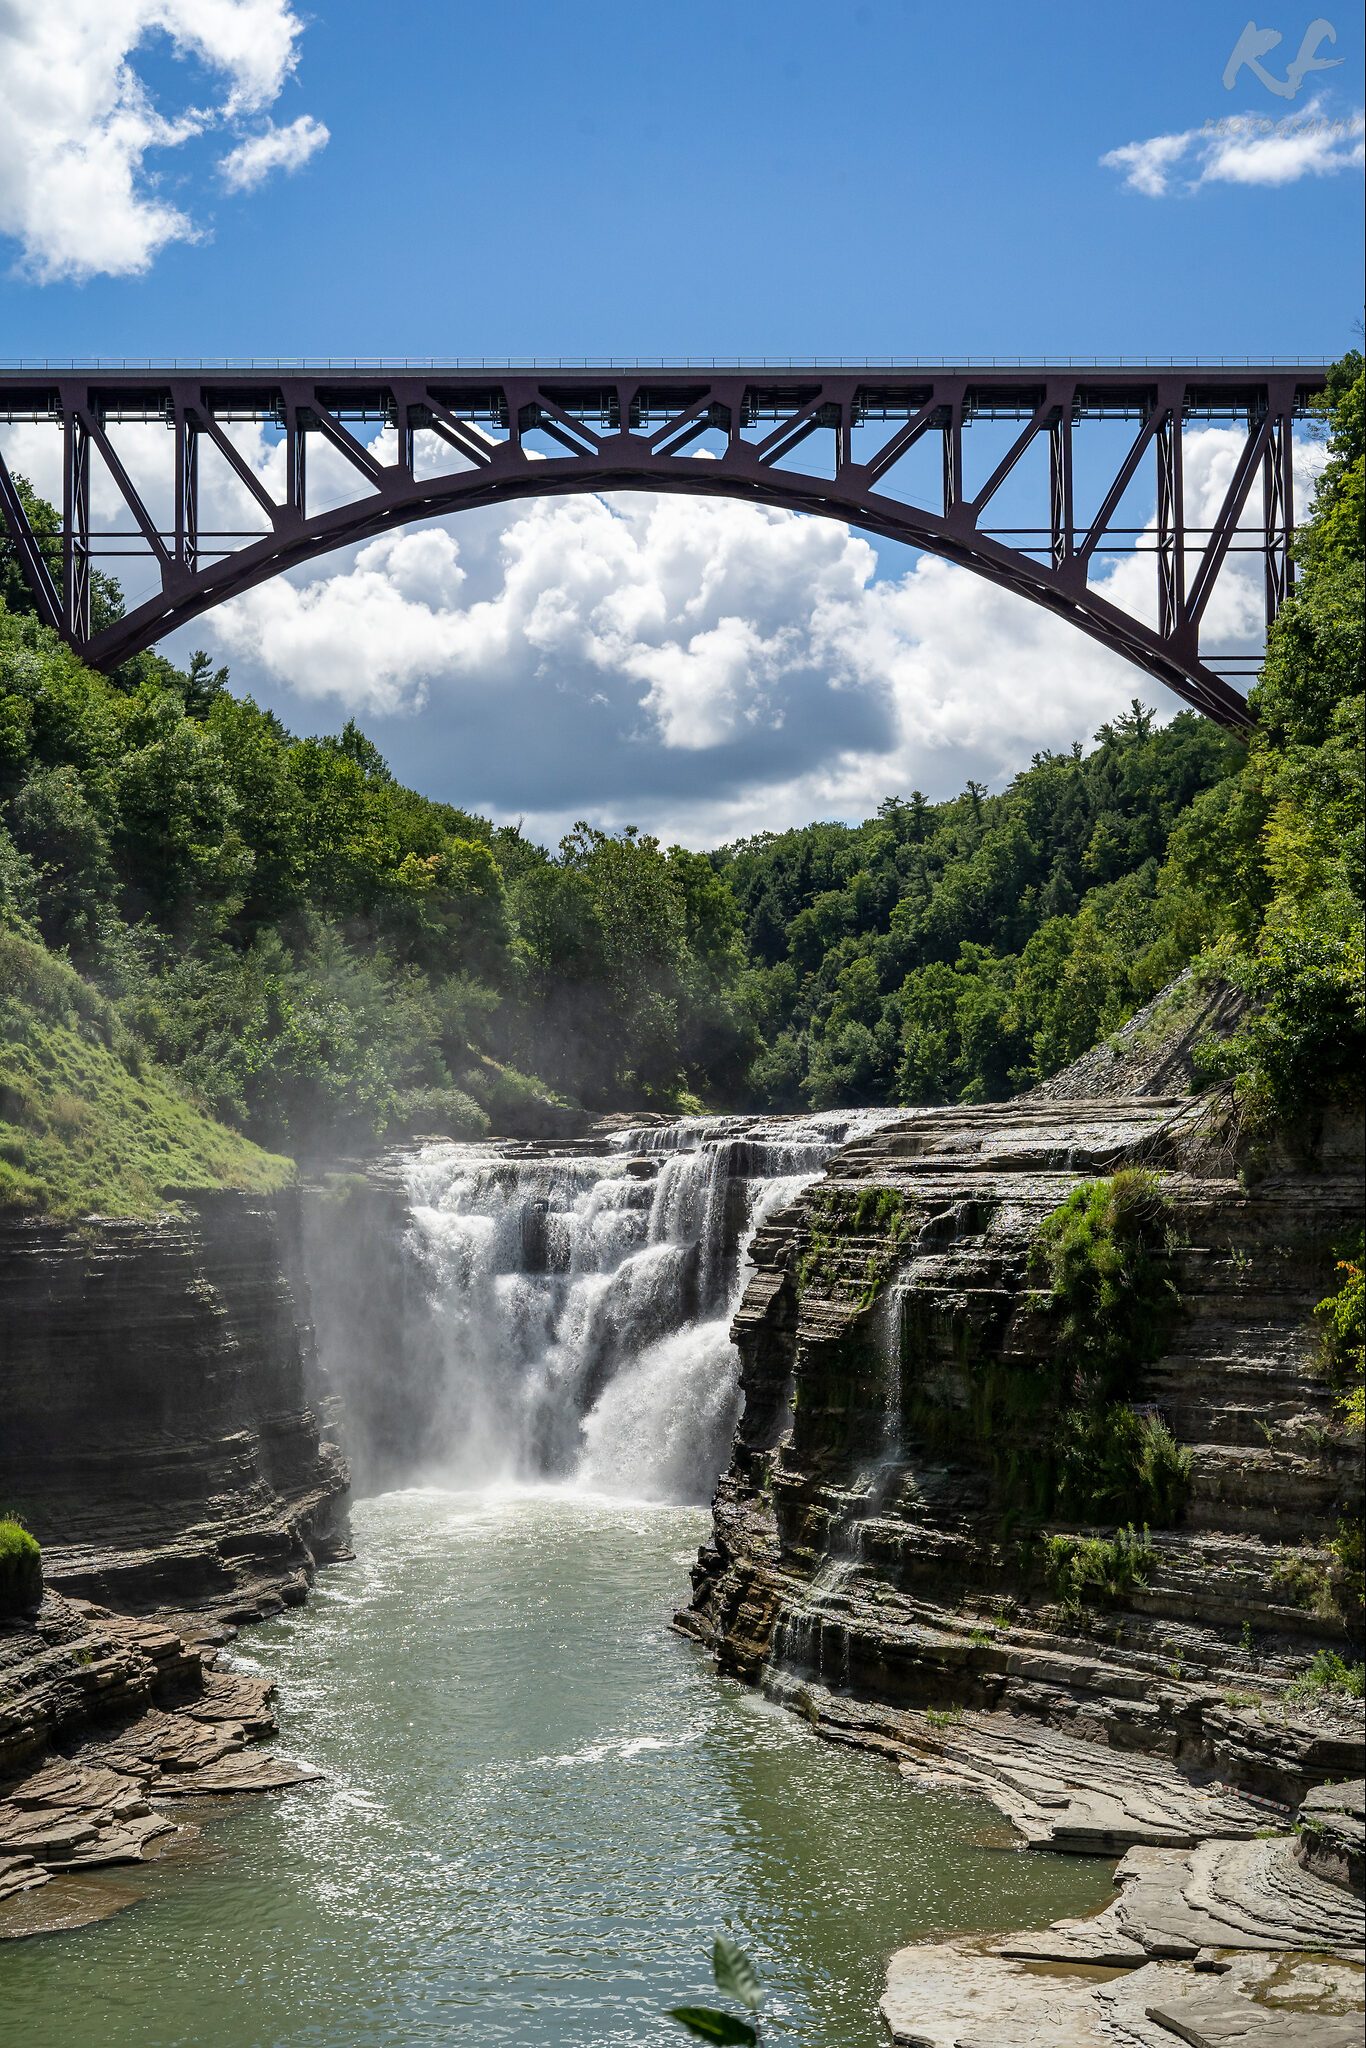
[0,1490,1117,2046]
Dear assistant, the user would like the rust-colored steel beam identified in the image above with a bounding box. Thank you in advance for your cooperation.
[0,362,1333,728]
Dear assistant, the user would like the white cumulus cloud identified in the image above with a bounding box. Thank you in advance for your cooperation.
[0,414,1324,844]
[218,113,329,192]
[178,447,1237,842]
[0,0,326,281]
[1102,100,1363,197]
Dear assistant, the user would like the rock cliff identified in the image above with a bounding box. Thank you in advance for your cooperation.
[682,1070,1366,2038]
[681,1088,1364,1806]
[0,1191,349,1622]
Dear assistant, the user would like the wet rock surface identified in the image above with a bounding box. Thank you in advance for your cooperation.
[0,1595,319,1933]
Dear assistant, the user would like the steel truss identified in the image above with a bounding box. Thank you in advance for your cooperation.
[0,363,1329,728]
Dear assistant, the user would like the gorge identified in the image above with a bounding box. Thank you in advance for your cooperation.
[2,1008,1363,2043]
[2,0,1364,2021]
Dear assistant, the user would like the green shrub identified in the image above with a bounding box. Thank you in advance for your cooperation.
[391,1085,490,1140]
[1316,1236,1365,1435]
[1270,1553,1333,1614]
[1286,1648,1366,1702]
[1031,1169,1179,1386]
[1327,1518,1365,1624]
[0,1517,42,1616]
[1053,1406,1192,1526]
[1042,1525,1156,1612]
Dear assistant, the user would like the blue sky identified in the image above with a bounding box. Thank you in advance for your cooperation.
[0,2,1361,841]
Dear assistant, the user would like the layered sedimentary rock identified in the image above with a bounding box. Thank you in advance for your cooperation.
[881,1821,1364,2046]
[682,1090,1364,1803]
[0,1191,349,1619]
[1,1590,318,1926]
[1298,1780,1366,1892]
[681,1052,1365,2042]
[881,1940,1364,2048]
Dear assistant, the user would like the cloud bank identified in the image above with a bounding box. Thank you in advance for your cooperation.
[1102,101,1364,198]
[0,0,327,280]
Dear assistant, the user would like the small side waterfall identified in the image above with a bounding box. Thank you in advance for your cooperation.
[394,1111,895,1502]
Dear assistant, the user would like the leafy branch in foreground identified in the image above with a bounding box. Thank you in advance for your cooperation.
[667,1935,765,2043]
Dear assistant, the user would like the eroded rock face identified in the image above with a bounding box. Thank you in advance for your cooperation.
[683,1093,1365,1806]
[1297,1780,1366,1894]
[0,1191,350,1619]
[0,1592,319,1929]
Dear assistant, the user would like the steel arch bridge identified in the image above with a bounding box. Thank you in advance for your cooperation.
[0,360,1331,730]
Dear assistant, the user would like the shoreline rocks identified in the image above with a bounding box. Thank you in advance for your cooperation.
[879,1776,1364,2044]
[0,1593,320,1937]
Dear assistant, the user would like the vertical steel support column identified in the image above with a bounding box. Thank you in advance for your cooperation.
[506,381,524,456]
[173,405,199,573]
[395,398,414,478]
[1263,388,1295,630]
[1049,398,1074,573]
[61,396,91,645]
[285,399,307,520]
[1155,382,1185,642]
[942,396,962,518]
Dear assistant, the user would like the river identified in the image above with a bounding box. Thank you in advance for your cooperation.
[0,1488,1116,2046]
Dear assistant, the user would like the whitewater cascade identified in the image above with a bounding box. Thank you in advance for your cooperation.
[397,1111,897,1502]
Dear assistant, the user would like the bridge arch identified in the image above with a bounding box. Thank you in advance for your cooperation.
[0,362,1330,730]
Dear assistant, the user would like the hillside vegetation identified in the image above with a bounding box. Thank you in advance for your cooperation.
[0,353,1360,1209]
[719,353,1362,1116]
[0,927,290,1218]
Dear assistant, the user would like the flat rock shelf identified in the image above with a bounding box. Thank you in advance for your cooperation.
[0,1598,320,1932]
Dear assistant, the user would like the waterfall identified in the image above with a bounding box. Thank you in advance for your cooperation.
[395,1110,897,1503]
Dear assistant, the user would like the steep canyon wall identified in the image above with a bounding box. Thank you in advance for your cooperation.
[681,1089,1364,1807]
[0,1192,349,1622]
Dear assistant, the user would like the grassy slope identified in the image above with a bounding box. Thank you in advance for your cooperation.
[0,929,292,1220]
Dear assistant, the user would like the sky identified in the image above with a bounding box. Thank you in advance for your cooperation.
[0,0,1362,845]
